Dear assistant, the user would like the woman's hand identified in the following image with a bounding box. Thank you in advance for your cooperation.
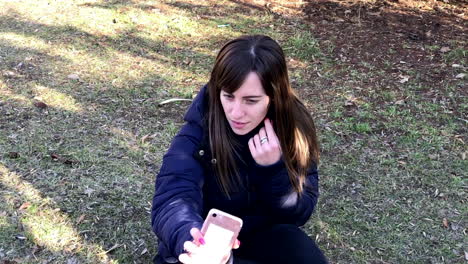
[248,118,282,166]
[178,228,240,264]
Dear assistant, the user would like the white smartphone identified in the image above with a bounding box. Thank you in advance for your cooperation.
[200,209,243,262]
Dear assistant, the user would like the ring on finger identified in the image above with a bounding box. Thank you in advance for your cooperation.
[260,137,268,144]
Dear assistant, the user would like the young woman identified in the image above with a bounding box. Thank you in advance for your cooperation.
[151,35,327,264]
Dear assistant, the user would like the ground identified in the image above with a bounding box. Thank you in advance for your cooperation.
[0,0,466,263]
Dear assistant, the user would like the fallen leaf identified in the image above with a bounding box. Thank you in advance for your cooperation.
[395,100,405,105]
[344,100,357,107]
[83,187,94,197]
[33,101,48,109]
[18,202,31,210]
[141,134,151,144]
[51,153,61,161]
[8,152,20,159]
[465,251,468,261]
[67,74,80,80]
[399,75,409,84]
[440,47,451,53]
[3,70,17,78]
[66,257,79,264]
[455,73,466,79]
[442,218,449,228]
[344,95,358,108]
[15,235,27,240]
[76,214,86,224]
[50,153,77,165]
[452,64,462,68]
[425,30,432,38]
[451,222,460,231]
[140,248,148,256]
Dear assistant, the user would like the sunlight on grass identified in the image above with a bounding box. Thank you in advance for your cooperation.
[1,30,192,95]
[0,212,9,228]
[1,1,238,97]
[22,211,81,252]
[34,84,83,112]
[0,165,116,263]
[109,126,140,152]
[0,82,30,104]
[1,33,51,52]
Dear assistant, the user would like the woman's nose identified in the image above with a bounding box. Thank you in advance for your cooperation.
[230,101,244,119]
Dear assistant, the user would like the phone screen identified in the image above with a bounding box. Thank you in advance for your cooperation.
[204,223,234,249]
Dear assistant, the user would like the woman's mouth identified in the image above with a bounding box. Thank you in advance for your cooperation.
[231,120,248,129]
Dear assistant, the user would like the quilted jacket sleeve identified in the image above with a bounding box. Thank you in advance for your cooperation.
[254,161,319,226]
[151,122,205,258]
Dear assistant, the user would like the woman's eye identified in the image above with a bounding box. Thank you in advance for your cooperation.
[223,94,234,99]
[246,100,258,104]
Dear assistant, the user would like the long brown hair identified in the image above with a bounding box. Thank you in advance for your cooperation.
[207,35,319,195]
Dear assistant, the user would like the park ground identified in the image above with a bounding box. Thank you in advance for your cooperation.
[0,0,466,263]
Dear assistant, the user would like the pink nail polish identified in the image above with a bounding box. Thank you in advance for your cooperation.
[199,238,206,245]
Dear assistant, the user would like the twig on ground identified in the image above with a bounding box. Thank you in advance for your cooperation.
[158,98,193,106]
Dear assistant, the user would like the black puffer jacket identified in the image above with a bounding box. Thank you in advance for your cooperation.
[151,85,320,262]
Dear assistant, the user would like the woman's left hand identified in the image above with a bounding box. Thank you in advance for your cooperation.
[248,118,282,166]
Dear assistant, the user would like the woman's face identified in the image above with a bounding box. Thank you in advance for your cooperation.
[220,72,270,135]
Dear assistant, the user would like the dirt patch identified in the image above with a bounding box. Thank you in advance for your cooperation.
[237,0,467,92]
[304,1,466,81]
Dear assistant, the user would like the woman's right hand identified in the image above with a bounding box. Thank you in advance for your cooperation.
[178,228,240,264]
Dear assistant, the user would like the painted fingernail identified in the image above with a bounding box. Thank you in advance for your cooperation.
[199,238,205,245]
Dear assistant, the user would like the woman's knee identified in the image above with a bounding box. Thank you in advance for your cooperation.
[267,224,328,264]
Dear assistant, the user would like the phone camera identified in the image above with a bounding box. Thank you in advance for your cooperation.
[212,213,217,217]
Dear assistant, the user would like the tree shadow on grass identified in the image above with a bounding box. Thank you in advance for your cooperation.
[0,11,200,263]
[0,164,123,263]
[0,13,212,67]
[79,0,162,11]
[0,12,214,116]
[1,85,184,263]
[0,1,242,263]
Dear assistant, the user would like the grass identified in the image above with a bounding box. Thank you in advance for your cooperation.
[1,0,467,263]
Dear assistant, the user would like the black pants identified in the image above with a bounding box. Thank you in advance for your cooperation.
[233,224,327,264]
[155,224,328,264]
